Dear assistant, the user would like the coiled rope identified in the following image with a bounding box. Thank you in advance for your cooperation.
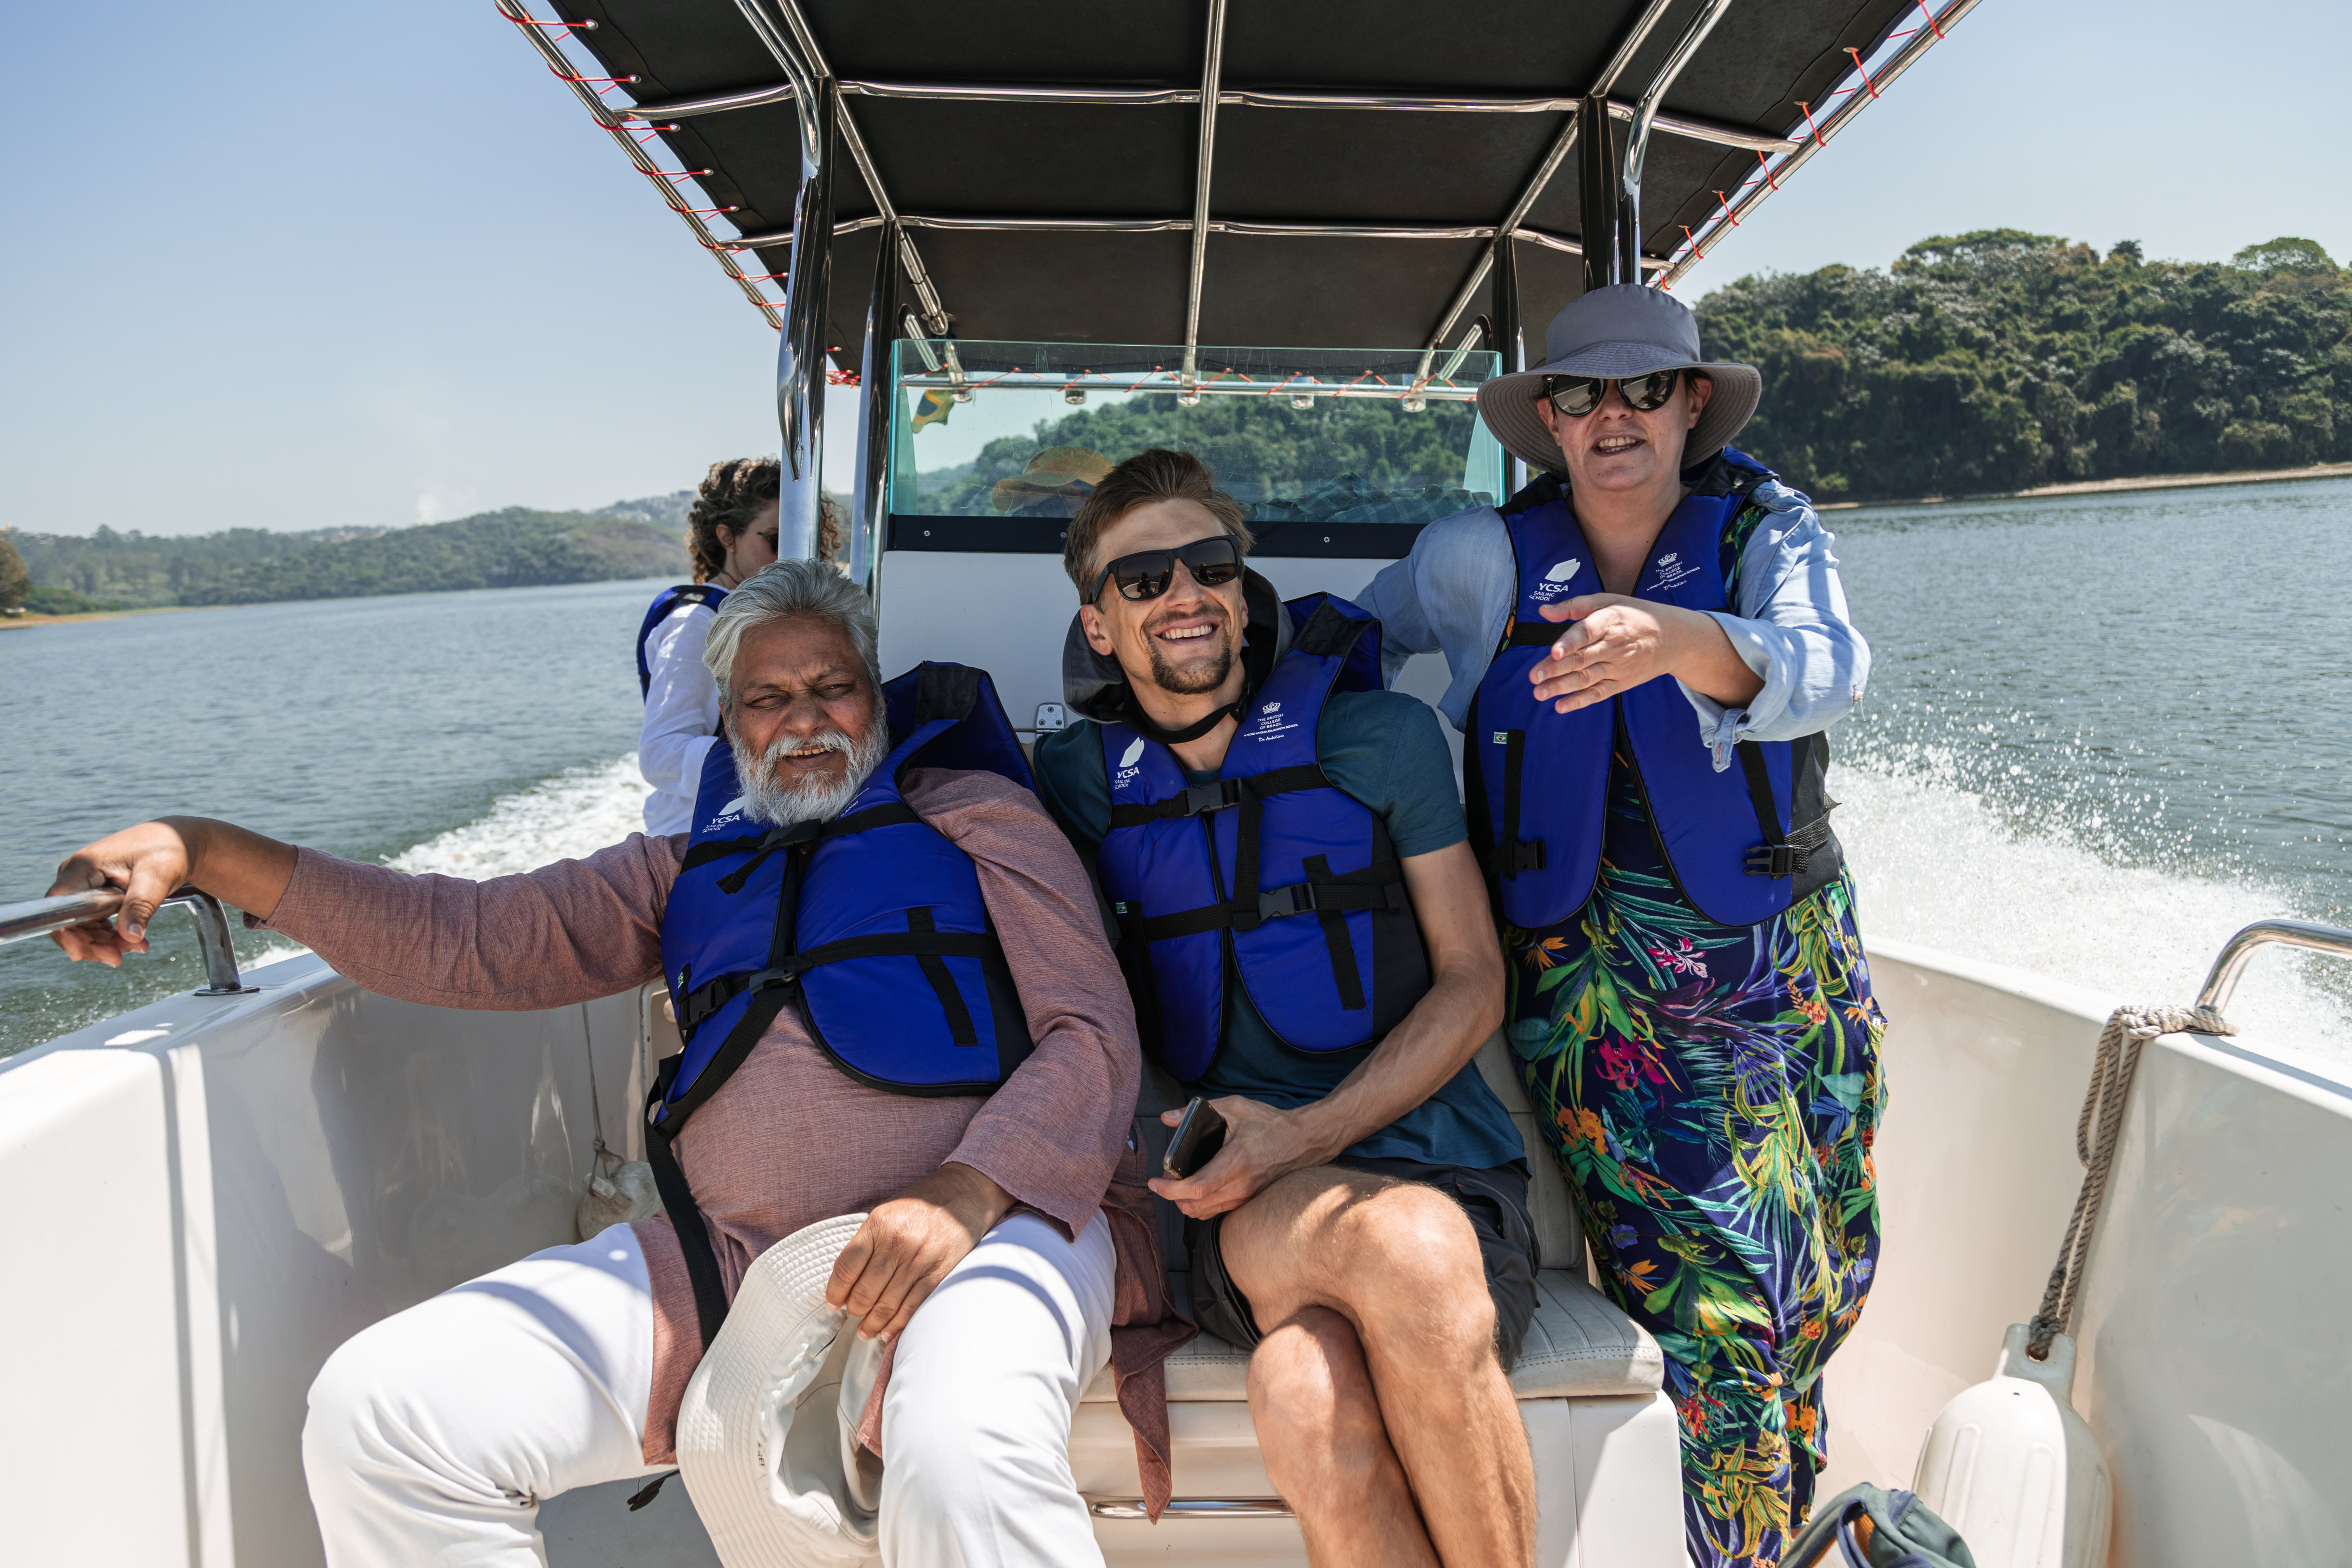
[2025,1003,2234,1359]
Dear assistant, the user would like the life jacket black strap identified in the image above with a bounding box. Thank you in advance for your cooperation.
[1120,863,1407,941]
[677,929,1006,1040]
[680,803,925,884]
[1494,727,1545,879]
[906,907,980,1048]
[1735,740,1838,878]
[1105,764,1332,828]
[1504,619,1566,647]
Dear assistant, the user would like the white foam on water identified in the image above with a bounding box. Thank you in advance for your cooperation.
[386,755,654,879]
[1836,756,2352,1077]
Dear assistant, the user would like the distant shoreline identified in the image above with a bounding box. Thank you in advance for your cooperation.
[1818,460,2352,510]
[0,604,219,632]
[0,576,678,632]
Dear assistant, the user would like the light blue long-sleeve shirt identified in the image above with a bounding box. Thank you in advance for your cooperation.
[1354,478,1870,770]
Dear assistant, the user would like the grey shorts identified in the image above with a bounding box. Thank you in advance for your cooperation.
[1184,1156,1540,1366]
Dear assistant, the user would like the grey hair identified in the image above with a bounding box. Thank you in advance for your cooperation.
[702,558,882,708]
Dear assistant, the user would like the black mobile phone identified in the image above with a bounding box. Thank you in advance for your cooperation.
[1162,1096,1228,1180]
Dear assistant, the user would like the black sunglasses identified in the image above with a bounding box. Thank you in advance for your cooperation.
[1089,534,1243,602]
[1542,368,1685,419]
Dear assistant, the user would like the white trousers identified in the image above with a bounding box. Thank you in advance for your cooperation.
[304,1212,1117,1568]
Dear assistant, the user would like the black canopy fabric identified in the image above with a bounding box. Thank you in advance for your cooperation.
[543,0,1919,357]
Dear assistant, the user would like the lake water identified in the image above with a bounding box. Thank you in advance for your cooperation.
[4,477,2348,1068]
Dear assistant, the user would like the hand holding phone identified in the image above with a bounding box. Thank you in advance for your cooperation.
[1161,1096,1228,1181]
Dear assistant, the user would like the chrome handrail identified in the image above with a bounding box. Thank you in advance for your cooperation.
[0,886,258,996]
[1088,1498,1293,1520]
[2198,919,2352,1013]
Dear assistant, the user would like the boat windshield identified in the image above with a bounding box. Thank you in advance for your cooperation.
[888,341,1503,549]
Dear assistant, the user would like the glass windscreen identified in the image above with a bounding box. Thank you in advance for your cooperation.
[887,341,1503,531]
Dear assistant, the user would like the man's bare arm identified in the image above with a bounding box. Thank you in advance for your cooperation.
[1150,838,1504,1218]
[48,817,298,967]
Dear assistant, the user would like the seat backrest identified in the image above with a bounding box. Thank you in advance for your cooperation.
[1473,1033,1585,1274]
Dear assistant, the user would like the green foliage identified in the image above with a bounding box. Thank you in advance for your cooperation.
[2232,236,2339,276]
[22,584,125,615]
[0,530,28,612]
[911,393,1488,514]
[1696,230,2352,500]
[11,510,686,610]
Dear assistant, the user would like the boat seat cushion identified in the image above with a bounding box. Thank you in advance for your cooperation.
[1083,1267,1661,1404]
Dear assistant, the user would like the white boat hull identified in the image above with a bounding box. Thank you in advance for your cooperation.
[6,936,2345,1565]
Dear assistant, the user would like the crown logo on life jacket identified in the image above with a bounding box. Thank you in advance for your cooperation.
[1656,552,1679,567]
[1544,559,1581,582]
[1118,737,1146,768]
[1262,701,1281,714]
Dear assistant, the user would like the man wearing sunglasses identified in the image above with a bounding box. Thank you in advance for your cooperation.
[1355,283,1881,1568]
[1032,447,1538,1568]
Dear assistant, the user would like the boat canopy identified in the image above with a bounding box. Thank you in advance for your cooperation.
[501,0,1975,560]
[512,0,1968,355]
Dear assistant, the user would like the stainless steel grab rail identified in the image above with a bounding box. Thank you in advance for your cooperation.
[0,887,258,995]
[1088,1499,1294,1520]
[2198,919,2352,1014]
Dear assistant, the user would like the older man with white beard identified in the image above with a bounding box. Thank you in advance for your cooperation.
[47,560,1185,1568]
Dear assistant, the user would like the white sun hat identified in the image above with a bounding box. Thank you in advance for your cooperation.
[674,1212,890,1568]
[1475,283,1763,475]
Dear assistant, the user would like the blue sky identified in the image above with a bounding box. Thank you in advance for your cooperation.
[4,0,2344,538]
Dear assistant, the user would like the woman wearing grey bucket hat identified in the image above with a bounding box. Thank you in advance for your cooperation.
[1357,283,1885,1567]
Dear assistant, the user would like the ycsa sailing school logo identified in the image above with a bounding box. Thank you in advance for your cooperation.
[1114,735,1146,787]
[1532,558,1581,603]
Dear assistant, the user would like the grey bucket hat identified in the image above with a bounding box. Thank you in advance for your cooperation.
[1475,284,1762,475]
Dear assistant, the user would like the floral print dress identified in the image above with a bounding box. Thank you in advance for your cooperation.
[1506,512,1887,1568]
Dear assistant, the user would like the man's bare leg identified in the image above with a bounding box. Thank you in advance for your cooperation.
[1250,1306,1439,1568]
[1222,1168,1535,1568]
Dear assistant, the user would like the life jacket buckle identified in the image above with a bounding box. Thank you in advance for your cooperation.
[1501,838,1546,878]
[1180,780,1242,817]
[1745,843,1808,878]
[747,960,810,992]
[1255,883,1314,921]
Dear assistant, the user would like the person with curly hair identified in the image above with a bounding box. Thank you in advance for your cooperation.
[636,457,779,835]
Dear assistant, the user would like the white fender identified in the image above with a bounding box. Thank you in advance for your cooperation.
[1912,1324,2113,1568]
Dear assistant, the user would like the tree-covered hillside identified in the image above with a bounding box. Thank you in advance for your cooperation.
[1698,231,2352,500]
[912,393,1489,516]
[13,509,684,610]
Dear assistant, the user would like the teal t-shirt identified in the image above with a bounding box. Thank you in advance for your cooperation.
[1033,689,1526,1171]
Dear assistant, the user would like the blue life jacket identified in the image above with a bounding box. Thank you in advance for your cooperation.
[1468,452,1843,931]
[653,661,1036,1122]
[1096,594,1428,1082]
[637,583,729,697]
[644,662,1038,1351]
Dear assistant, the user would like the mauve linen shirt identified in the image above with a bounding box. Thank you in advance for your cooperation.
[257,767,1189,1486]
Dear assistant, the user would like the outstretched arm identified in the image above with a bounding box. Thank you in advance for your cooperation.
[1150,838,1504,1219]
[48,817,297,966]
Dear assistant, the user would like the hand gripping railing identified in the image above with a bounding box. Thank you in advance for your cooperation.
[0,887,258,995]
[2198,919,2352,1013]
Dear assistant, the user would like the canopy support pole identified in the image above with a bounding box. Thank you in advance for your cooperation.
[851,217,902,587]
[775,74,837,563]
[1620,0,1736,287]
[1414,0,1678,380]
[1178,0,1230,405]
[1493,237,1527,493]
[1577,92,1629,291]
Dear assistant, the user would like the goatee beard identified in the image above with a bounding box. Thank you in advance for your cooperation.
[730,721,891,827]
[1144,627,1234,695]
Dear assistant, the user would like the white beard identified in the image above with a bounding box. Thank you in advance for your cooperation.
[729,722,890,827]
